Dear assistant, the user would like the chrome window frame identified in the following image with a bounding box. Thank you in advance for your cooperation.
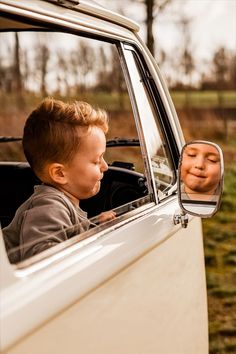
[119,43,177,200]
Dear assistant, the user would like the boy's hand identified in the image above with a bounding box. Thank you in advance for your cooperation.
[99,210,116,223]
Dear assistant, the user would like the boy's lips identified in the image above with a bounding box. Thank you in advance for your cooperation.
[189,172,206,179]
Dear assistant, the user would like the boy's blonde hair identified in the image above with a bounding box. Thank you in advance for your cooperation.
[23,97,108,177]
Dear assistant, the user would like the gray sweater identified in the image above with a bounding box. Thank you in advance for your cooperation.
[3,185,90,264]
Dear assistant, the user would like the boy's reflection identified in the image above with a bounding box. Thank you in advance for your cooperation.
[180,143,221,202]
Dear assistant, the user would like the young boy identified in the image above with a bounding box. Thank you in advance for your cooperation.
[180,142,221,201]
[3,97,115,264]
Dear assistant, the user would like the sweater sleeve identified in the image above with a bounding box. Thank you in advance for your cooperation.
[18,197,77,262]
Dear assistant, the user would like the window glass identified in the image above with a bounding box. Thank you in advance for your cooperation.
[122,47,175,199]
[0,29,153,265]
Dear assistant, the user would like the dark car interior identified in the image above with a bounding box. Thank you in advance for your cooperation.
[0,159,148,229]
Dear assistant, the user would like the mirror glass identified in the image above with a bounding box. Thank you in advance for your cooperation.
[178,141,224,217]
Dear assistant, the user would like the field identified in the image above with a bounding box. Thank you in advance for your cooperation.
[174,92,236,354]
[171,90,236,109]
[204,164,236,353]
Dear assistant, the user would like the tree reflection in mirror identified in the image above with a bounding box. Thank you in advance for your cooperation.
[178,141,224,217]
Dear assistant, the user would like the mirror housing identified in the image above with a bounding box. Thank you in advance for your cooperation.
[178,140,224,218]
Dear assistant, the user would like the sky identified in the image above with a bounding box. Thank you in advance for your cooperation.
[156,0,236,60]
[97,0,236,61]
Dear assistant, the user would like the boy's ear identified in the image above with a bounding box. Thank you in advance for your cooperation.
[48,163,67,185]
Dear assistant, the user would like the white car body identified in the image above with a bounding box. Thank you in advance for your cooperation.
[0,1,208,353]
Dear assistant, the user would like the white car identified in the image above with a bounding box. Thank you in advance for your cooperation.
[0,1,224,353]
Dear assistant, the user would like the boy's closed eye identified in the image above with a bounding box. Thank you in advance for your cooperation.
[206,154,219,164]
[207,158,218,163]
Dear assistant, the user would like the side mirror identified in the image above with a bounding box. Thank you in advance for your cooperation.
[178,141,224,218]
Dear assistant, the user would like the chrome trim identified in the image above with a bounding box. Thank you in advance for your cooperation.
[177,140,224,218]
[14,199,156,274]
[14,193,178,276]
[0,0,139,32]
[46,0,140,31]
[118,43,156,202]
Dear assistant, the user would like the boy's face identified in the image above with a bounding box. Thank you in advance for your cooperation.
[181,143,221,195]
[62,127,108,201]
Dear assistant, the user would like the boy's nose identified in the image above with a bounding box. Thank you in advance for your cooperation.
[195,156,205,169]
[101,158,108,172]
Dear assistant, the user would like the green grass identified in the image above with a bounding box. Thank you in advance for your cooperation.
[0,91,132,114]
[1,90,236,112]
[203,160,236,353]
[170,90,236,109]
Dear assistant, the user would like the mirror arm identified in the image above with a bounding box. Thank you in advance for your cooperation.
[173,211,189,228]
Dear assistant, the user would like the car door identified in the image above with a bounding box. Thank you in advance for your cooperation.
[0,1,208,353]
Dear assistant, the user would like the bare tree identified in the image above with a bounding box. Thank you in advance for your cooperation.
[144,0,172,56]
[69,49,80,95]
[109,46,126,108]
[178,15,195,89]
[96,46,109,91]
[212,46,231,140]
[22,49,28,89]
[229,54,236,89]
[36,43,50,96]
[104,0,172,56]
[0,39,12,93]
[77,41,95,92]
[13,33,22,93]
[56,50,70,96]
[213,47,230,89]
[121,0,173,55]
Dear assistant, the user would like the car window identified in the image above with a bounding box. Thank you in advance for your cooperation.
[122,45,175,199]
[0,27,156,265]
